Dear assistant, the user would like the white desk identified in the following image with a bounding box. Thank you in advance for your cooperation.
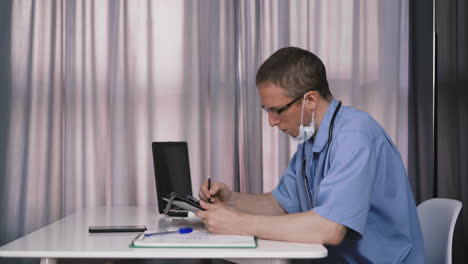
[0,207,327,264]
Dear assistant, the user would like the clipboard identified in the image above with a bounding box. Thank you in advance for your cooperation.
[163,192,204,214]
[130,230,257,248]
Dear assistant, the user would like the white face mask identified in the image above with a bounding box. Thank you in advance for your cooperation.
[291,95,315,144]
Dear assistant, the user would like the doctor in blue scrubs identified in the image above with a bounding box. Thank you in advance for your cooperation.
[197,47,424,263]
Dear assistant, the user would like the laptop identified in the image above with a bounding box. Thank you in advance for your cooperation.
[152,142,193,216]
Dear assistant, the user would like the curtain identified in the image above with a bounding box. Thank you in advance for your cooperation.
[434,0,468,262]
[0,1,409,261]
[409,0,468,263]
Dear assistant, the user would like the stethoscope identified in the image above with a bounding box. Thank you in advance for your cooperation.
[302,101,342,209]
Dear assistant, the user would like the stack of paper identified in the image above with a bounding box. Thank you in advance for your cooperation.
[132,230,256,248]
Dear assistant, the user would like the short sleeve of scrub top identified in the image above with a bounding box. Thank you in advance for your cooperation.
[272,151,302,213]
[312,131,378,239]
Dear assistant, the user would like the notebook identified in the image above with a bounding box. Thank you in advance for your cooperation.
[131,230,256,248]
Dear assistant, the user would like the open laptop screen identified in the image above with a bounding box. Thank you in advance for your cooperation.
[152,142,193,214]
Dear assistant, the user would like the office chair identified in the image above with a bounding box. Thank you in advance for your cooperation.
[417,198,462,264]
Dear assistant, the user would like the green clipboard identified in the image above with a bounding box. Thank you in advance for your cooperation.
[129,231,257,249]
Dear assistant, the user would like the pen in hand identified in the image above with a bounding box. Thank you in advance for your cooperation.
[208,178,213,203]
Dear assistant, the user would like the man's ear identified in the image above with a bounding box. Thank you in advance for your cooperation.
[304,90,319,109]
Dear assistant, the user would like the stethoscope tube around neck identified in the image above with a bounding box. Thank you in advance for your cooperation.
[303,101,342,209]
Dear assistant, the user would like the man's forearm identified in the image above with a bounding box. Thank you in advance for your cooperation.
[226,192,286,215]
[245,211,347,245]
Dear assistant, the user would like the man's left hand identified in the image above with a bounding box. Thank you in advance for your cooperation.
[196,200,253,236]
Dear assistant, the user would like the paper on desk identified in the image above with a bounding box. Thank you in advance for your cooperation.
[132,230,256,248]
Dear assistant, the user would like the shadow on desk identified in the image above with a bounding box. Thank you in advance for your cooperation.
[0,259,234,264]
[0,259,330,264]
[60,259,232,264]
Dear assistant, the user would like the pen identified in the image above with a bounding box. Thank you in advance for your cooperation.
[144,227,193,237]
[208,178,212,203]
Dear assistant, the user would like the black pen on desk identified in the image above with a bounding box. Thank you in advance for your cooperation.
[208,178,213,203]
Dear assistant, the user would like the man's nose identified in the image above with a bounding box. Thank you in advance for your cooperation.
[268,112,280,127]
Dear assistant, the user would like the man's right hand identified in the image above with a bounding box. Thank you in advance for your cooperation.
[199,179,232,203]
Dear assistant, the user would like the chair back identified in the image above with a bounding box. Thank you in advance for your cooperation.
[417,198,462,264]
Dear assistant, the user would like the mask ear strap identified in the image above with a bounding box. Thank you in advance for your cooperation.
[300,94,306,125]
[310,97,316,128]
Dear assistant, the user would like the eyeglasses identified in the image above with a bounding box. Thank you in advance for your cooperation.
[261,93,305,118]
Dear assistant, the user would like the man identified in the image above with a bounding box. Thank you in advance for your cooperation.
[196,47,424,263]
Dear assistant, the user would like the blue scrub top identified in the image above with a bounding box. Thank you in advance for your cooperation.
[272,99,424,263]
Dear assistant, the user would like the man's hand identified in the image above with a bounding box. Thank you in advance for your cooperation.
[199,179,232,203]
[196,200,253,236]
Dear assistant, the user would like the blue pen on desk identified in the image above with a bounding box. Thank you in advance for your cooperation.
[144,227,193,237]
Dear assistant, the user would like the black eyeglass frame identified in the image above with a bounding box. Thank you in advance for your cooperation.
[261,91,309,116]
